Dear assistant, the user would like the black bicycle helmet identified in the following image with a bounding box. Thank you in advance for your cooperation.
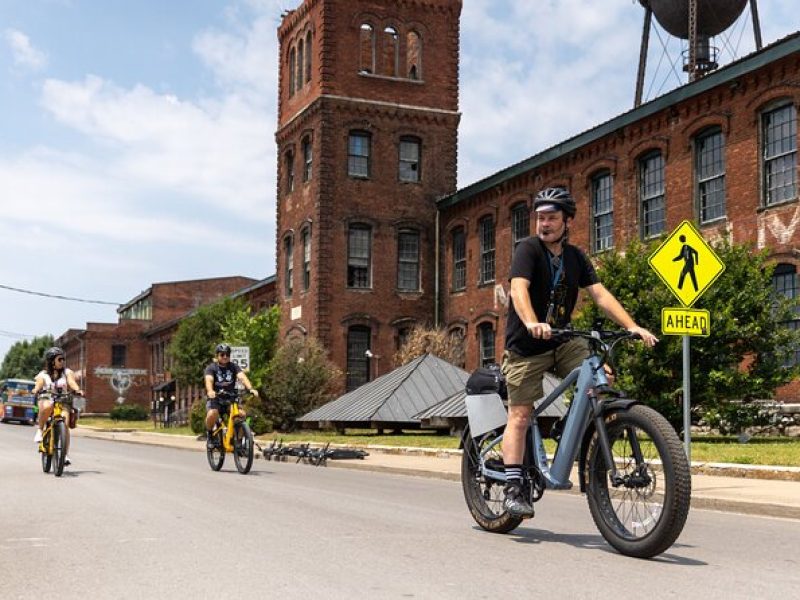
[215,343,232,355]
[533,187,576,218]
[44,346,65,363]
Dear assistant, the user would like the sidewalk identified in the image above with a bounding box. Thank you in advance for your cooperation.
[74,427,800,520]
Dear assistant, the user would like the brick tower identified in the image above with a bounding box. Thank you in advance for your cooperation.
[276,0,462,390]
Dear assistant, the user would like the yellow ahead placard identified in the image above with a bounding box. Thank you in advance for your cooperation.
[661,307,710,337]
[648,220,725,307]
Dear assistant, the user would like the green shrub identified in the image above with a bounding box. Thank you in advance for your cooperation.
[190,398,207,434]
[243,396,272,435]
[109,403,149,421]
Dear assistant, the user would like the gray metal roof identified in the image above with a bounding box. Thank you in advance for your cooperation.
[413,372,568,421]
[297,353,470,424]
[438,31,800,210]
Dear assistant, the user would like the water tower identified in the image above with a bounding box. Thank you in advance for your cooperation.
[635,0,763,106]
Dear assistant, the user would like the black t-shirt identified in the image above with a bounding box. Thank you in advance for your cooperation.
[505,236,600,356]
[204,361,242,394]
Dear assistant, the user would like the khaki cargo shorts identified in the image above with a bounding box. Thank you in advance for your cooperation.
[501,338,590,407]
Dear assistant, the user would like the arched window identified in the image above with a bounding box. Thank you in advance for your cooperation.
[773,263,800,366]
[478,323,496,368]
[451,227,466,291]
[302,226,312,291]
[346,326,371,391]
[695,127,725,223]
[397,228,420,291]
[302,136,313,182]
[762,103,797,206]
[406,31,421,80]
[283,235,294,297]
[591,171,614,252]
[284,149,294,193]
[479,216,495,284]
[288,47,296,95]
[348,131,371,178]
[305,31,312,84]
[382,26,399,76]
[347,224,372,289]
[296,38,304,90]
[639,151,665,238]
[359,24,375,74]
[511,202,530,250]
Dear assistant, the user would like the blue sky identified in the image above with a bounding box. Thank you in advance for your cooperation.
[0,0,797,363]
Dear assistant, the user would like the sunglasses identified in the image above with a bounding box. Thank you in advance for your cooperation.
[55,356,65,362]
[217,352,230,357]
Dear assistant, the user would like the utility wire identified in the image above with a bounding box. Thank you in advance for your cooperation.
[0,284,120,306]
[0,329,37,340]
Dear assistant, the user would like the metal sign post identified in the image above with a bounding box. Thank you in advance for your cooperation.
[682,335,691,464]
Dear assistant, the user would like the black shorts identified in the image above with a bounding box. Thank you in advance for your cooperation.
[206,399,231,413]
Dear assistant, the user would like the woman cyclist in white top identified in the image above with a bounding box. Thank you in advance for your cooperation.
[32,347,83,466]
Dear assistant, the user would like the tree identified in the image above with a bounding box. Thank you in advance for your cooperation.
[220,304,281,391]
[574,238,800,430]
[262,337,342,431]
[0,335,55,380]
[393,325,465,367]
[168,297,245,386]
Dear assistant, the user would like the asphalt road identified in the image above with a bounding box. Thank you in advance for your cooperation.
[1,423,799,599]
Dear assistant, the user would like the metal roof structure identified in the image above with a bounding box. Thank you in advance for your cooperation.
[297,353,469,428]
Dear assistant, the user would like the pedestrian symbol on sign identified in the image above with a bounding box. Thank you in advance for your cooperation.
[673,235,699,292]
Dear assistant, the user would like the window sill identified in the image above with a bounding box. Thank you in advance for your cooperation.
[477,281,496,289]
[346,287,373,292]
[757,197,799,213]
[348,175,371,181]
[358,72,424,85]
[396,288,423,296]
[699,216,727,227]
[450,288,467,295]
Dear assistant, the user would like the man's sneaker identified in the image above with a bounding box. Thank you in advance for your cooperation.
[503,484,535,519]
[64,456,71,467]
[33,428,43,443]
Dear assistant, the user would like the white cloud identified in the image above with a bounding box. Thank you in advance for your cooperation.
[4,28,47,70]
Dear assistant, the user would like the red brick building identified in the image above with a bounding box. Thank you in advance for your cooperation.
[57,276,272,413]
[275,1,800,400]
[276,0,461,390]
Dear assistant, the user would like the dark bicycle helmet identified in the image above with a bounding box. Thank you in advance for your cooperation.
[533,187,576,218]
[215,343,232,355]
[44,346,65,363]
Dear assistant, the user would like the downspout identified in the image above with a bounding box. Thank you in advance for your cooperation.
[434,205,440,328]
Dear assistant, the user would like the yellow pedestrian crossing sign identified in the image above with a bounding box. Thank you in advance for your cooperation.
[648,220,725,307]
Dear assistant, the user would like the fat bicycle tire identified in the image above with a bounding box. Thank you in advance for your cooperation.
[585,404,691,558]
[233,421,254,474]
[41,429,52,473]
[207,429,225,471]
[53,420,67,477]
[461,426,523,534]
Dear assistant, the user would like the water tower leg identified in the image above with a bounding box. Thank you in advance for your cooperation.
[750,0,762,50]
[635,6,652,107]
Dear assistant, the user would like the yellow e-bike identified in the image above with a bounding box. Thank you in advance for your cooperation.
[39,391,74,477]
[206,389,255,474]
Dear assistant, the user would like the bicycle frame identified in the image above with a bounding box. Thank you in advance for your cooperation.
[211,397,243,453]
[39,394,70,455]
[478,347,614,490]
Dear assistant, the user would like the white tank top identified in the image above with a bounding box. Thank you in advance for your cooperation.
[37,369,72,392]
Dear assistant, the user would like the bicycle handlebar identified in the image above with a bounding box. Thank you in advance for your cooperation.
[550,327,640,342]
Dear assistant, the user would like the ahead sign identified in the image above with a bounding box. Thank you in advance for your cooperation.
[661,307,710,337]
[648,220,725,307]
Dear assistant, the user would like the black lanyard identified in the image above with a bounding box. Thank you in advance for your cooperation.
[545,249,564,324]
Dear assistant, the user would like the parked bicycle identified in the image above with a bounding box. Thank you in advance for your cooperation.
[39,390,74,477]
[461,327,691,558]
[206,389,254,474]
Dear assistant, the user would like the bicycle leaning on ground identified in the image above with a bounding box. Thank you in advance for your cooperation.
[206,389,255,475]
[38,390,75,477]
[461,326,691,558]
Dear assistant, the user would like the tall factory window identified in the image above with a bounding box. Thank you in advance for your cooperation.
[696,128,726,223]
[359,24,375,74]
[347,224,372,289]
[399,137,421,182]
[773,263,800,367]
[397,229,420,291]
[304,31,312,84]
[296,38,304,89]
[511,202,530,251]
[302,226,311,291]
[478,323,495,368]
[592,172,614,252]
[382,26,399,76]
[289,47,296,94]
[302,136,312,182]
[479,216,496,285]
[639,151,665,238]
[346,326,371,391]
[406,31,422,80]
[452,227,466,291]
[763,104,797,206]
[284,235,293,297]
[348,131,371,178]
[111,345,127,368]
